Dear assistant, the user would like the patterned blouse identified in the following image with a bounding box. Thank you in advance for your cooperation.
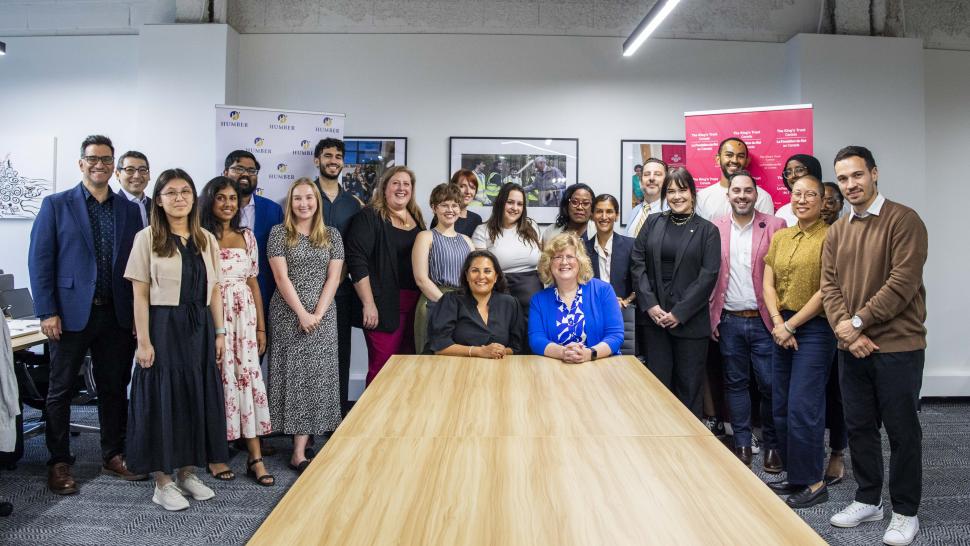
[763,219,828,313]
[554,285,587,345]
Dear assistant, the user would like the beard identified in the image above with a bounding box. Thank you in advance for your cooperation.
[319,165,340,181]
[235,177,257,197]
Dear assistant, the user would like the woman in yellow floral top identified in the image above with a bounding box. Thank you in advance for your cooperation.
[761,174,837,510]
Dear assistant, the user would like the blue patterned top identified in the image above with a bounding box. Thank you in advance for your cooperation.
[554,285,586,345]
[82,185,115,300]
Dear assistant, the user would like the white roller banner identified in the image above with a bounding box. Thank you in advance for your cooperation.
[215,105,346,203]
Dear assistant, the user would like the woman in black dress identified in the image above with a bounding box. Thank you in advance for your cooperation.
[124,169,229,511]
[427,250,522,358]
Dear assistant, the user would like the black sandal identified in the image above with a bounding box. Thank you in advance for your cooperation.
[288,460,311,474]
[208,465,235,481]
[246,458,275,486]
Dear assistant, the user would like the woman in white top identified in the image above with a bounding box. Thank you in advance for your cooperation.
[472,182,542,352]
[775,154,822,227]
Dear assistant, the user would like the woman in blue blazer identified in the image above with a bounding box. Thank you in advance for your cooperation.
[528,232,624,362]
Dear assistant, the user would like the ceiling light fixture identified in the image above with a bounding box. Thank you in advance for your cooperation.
[0,41,6,56]
[622,0,682,57]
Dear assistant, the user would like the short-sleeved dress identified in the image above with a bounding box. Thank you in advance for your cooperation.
[266,224,344,435]
[126,237,229,474]
[219,229,271,440]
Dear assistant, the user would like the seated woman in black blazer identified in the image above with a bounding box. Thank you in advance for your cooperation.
[630,167,720,418]
[426,250,523,358]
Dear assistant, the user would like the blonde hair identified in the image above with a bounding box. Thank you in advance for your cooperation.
[283,177,330,248]
[537,232,594,286]
[368,166,426,230]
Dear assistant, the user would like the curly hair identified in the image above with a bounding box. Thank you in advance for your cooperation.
[537,232,594,286]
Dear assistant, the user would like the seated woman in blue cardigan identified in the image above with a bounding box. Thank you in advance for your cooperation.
[529,232,625,362]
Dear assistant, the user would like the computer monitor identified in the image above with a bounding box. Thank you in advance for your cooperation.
[0,288,35,319]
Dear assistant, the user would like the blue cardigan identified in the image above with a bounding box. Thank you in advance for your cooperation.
[528,277,624,356]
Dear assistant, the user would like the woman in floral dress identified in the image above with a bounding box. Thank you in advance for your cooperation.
[200,176,274,486]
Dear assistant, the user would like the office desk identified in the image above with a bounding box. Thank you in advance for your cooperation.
[250,355,823,546]
[11,330,47,352]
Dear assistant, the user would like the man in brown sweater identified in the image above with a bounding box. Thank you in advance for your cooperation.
[821,146,927,546]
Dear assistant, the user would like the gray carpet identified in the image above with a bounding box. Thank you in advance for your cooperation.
[1,401,968,545]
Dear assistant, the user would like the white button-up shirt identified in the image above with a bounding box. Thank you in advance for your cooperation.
[849,192,885,221]
[240,196,256,230]
[119,187,149,227]
[593,234,613,283]
[723,216,758,311]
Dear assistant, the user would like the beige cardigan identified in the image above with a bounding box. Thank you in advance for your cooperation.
[124,227,222,306]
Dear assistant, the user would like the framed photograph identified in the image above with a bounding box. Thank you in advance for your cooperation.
[619,139,687,225]
[0,136,57,220]
[343,137,407,205]
[449,137,578,224]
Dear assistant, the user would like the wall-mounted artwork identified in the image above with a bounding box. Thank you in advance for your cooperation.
[0,137,56,220]
[619,139,686,225]
[449,137,579,224]
[343,137,408,205]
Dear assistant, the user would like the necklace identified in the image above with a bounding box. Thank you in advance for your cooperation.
[669,211,694,226]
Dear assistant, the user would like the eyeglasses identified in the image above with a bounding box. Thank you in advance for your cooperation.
[160,189,194,201]
[568,198,592,209]
[121,167,149,176]
[791,190,819,201]
[228,165,259,176]
[783,166,809,179]
[82,156,115,166]
[551,255,578,263]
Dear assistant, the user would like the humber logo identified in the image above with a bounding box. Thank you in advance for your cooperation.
[301,140,311,150]
[277,163,288,173]
[316,116,340,134]
[220,110,248,127]
[230,111,241,120]
[322,117,333,127]
[254,137,265,147]
[271,113,295,130]
[277,114,288,124]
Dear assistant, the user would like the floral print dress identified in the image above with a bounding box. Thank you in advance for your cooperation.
[220,229,272,440]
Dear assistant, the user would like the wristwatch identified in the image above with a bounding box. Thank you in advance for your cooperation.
[851,315,863,329]
[590,347,599,361]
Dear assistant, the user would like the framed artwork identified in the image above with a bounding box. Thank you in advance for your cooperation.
[343,137,407,205]
[619,139,687,225]
[0,136,56,220]
[449,137,579,224]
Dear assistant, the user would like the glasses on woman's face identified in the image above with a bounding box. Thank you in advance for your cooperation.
[791,190,820,202]
[551,255,578,263]
[568,198,592,209]
[783,165,808,179]
[160,188,194,201]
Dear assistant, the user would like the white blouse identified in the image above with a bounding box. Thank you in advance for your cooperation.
[472,220,542,273]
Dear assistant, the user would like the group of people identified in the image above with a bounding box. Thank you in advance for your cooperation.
[26,134,927,545]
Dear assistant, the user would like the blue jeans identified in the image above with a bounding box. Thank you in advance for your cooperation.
[772,312,836,486]
[718,312,775,449]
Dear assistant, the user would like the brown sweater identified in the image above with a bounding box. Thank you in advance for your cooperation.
[821,199,927,352]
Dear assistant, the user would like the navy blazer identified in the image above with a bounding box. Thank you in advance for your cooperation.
[28,183,142,331]
[584,233,635,301]
[251,194,284,311]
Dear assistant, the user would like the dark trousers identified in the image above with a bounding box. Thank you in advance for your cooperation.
[642,323,708,417]
[46,304,136,465]
[771,313,835,486]
[335,289,353,417]
[840,349,924,516]
[718,313,775,449]
[825,351,848,451]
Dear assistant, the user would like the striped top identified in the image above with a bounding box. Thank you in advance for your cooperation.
[428,229,470,288]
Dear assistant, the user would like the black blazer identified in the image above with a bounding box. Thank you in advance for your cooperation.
[630,212,720,339]
[585,233,635,301]
[345,207,418,332]
[426,291,523,354]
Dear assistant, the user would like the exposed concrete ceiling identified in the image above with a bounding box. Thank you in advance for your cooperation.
[1,0,968,51]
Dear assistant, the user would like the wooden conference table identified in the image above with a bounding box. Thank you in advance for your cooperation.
[250,355,823,545]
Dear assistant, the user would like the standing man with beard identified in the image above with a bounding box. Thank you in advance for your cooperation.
[627,157,668,238]
[696,138,774,221]
[115,151,151,228]
[708,171,786,469]
[313,138,362,416]
[223,150,284,312]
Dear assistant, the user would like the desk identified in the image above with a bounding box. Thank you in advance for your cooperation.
[11,330,47,352]
[251,355,824,545]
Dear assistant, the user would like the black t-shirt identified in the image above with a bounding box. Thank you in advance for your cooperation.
[389,224,420,291]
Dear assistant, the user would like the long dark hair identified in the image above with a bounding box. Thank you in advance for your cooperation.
[554,183,595,228]
[485,182,539,248]
[150,168,207,257]
[459,250,508,295]
[781,154,822,191]
[198,176,241,240]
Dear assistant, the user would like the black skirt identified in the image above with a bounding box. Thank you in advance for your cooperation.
[505,271,543,355]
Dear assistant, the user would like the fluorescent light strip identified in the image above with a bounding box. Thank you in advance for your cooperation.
[622,0,682,57]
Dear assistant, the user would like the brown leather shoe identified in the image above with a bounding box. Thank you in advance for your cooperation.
[734,446,753,466]
[102,454,149,481]
[48,462,78,495]
[763,448,783,474]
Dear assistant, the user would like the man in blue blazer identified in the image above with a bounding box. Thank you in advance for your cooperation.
[224,150,284,311]
[29,135,146,495]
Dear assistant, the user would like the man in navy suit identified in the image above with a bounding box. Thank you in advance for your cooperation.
[223,150,284,311]
[29,135,146,495]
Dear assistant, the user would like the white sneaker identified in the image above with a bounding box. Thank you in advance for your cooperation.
[830,501,884,528]
[751,435,761,455]
[177,472,215,501]
[152,482,190,511]
[883,513,919,546]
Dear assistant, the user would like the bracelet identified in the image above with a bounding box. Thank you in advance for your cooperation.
[215,327,227,335]
[256,328,265,333]
[783,322,796,335]
[770,313,781,319]
[468,345,473,357]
